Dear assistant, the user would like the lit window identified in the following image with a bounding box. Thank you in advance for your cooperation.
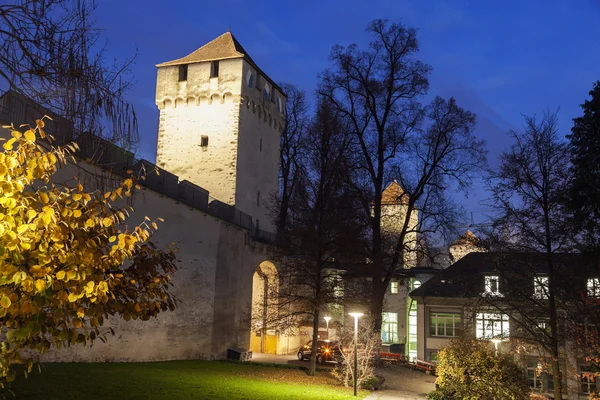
[429,313,461,337]
[581,366,597,394]
[381,312,398,344]
[200,135,208,147]
[533,276,549,299]
[178,64,188,81]
[475,313,509,339]
[588,278,600,297]
[390,281,398,294]
[484,276,502,296]
[527,360,542,391]
[210,61,219,78]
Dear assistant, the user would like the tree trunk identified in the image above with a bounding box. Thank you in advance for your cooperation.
[308,309,320,376]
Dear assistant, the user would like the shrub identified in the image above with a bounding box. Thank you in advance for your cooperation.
[333,318,378,389]
[433,337,530,400]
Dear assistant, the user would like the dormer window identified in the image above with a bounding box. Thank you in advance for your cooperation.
[484,276,501,296]
[588,278,600,297]
[533,276,549,299]
[178,64,188,81]
[210,61,219,78]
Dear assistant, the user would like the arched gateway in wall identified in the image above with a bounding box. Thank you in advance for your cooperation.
[249,261,279,354]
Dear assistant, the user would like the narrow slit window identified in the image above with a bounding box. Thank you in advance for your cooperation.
[200,135,209,147]
[178,64,188,81]
[257,191,260,206]
[259,138,262,152]
[210,61,219,78]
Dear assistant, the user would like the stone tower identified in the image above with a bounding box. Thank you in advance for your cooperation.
[380,181,418,268]
[155,32,286,232]
[449,230,486,263]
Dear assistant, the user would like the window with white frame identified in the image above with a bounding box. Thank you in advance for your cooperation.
[429,313,461,337]
[533,276,549,299]
[484,276,502,296]
[579,366,596,394]
[475,313,509,339]
[588,278,600,297]
[527,360,542,391]
[381,312,398,344]
[581,366,597,394]
[390,281,399,294]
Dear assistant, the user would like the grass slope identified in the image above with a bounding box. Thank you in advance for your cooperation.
[7,360,366,400]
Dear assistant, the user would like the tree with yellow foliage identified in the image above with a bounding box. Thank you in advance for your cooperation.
[0,118,178,385]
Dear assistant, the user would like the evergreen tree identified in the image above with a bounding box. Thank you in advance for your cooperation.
[568,81,600,248]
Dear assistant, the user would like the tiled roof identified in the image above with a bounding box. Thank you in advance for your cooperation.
[156,32,247,67]
[381,181,409,205]
[409,252,586,299]
[156,32,285,95]
[451,230,483,247]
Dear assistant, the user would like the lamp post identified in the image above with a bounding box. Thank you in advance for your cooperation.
[324,316,331,339]
[491,338,502,355]
[349,312,364,396]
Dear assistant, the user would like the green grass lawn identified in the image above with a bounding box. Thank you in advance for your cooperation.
[6,360,368,400]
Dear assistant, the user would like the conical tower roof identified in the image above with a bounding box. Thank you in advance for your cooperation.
[381,181,409,205]
[451,230,482,246]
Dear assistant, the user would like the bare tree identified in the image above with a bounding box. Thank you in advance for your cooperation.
[277,83,309,234]
[319,19,486,335]
[273,98,365,376]
[0,0,138,148]
[486,111,573,399]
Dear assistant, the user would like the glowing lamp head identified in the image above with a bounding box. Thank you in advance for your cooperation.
[349,312,364,319]
[324,316,332,323]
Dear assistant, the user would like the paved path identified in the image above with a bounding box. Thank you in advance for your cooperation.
[251,353,436,399]
[365,365,436,400]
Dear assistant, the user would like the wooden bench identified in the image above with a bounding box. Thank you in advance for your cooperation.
[410,359,436,375]
[380,352,407,365]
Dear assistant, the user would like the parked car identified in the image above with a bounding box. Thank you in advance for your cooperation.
[297,340,341,364]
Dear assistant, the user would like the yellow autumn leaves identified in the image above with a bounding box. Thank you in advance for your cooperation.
[0,117,178,386]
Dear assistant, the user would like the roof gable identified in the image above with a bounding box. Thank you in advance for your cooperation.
[156,32,246,67]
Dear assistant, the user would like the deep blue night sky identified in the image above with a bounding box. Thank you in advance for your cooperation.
[93,0,600,225]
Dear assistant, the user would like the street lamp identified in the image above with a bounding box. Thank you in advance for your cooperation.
[324,316,331,339]
[349,312,364,396]
[491,338,502,355]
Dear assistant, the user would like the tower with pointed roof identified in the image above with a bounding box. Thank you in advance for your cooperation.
[155,32,286,232]
[380,181,419,268]
[449,230,487,263]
